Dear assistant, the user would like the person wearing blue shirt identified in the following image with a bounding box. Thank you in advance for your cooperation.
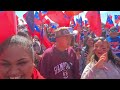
[106,26,120,59]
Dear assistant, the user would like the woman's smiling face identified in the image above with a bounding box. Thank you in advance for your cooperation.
[0,45,34,79]
[94,40,110,58]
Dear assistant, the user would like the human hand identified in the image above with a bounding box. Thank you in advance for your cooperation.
[94,52,108,69]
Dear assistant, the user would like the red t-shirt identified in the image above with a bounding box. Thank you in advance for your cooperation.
[32,67,45,79]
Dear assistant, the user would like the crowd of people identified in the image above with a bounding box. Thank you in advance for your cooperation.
[0,21,120,79]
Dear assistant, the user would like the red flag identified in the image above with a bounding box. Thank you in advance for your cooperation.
[34,31,52,48]
[0,11,17,44]
[34,18,42,25]
[86,11,102,37]
[39,12,46,21]
[23,11,27,21]
[64,11,83,17]
[47,11,70,27]
[16,15,19,26]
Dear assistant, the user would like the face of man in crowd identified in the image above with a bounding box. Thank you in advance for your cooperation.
[94,40,110,58]
[0,45,34,79]
[56,35,72,49]
[109,30,118,38]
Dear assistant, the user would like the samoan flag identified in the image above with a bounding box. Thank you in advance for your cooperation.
[34,12,44,42]
[34,11,47,37]
[34,11,42,25]
[105,15,114,29]
[114,15,120,24]
[39,11,47,21]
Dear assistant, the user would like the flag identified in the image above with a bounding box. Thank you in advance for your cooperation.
[23,11,52,48]
[51,24,57,29]
[41,11,47,14]
[34,11,46,25]
[0,11,17,44]
[16,15,19,26]
[46,11,70,27]
[70,17,76,27]
[76,16,83,27]
[79,16,83,27]
[116,24,120,33]
[34,11,49,44]
[42,18,50,25]
[34,24,41,32]
[64,11,83,17]
[24,11,34,32]
[34,11,40,20]
[39,11,46,21]
[114,15,120,24]
[105,15,114,29]
[23,11,34,37]
[86,11,102,37]
[84,20,89,27]
[34,30,52,48]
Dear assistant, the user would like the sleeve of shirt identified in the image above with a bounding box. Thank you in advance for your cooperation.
[81,63,99,79]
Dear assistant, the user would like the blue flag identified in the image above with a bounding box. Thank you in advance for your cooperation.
[79,16,82,27]
[25,11,34,32]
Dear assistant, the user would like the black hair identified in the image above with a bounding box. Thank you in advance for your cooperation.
[0,32,34,61]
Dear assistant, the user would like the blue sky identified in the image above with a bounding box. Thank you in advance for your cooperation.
[15,11,120,25]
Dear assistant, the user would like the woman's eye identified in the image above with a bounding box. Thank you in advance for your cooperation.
[0,63,10,67]
[17,62,27,66]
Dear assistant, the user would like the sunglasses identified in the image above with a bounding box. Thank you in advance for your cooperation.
[110,29,118,32]
[94,37,106,42]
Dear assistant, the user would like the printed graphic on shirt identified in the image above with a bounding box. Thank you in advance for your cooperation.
[54,62,73,79]
[109,41,120,54]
